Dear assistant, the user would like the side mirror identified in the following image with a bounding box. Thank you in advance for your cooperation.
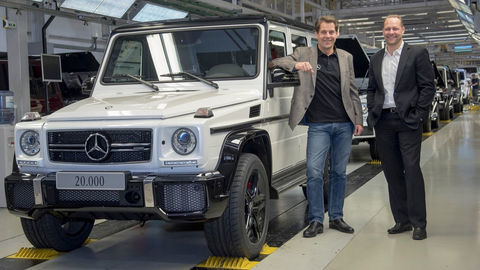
[269,67,299,83]
[271,68,287,82]
[267,67,300,97]
[81,75,96,95]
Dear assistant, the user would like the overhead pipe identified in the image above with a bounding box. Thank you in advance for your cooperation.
[42,15,55,54]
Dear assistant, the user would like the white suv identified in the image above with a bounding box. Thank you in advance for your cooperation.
[5,16,320,259]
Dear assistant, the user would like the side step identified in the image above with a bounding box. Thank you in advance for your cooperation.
[271,162,306,197]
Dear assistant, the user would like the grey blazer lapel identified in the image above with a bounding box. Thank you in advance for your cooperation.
[309,47,318,87]
[394,44,409,91]
[338,50,348,94]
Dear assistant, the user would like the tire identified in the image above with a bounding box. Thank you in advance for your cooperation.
[453,103,461,113]
[204,153,269,259]
[440,104,449,121]
[369,139,379,160]
[21,213,94,252]
[449,107,454,119]
[431,104,440,129]
[422,108,432,133]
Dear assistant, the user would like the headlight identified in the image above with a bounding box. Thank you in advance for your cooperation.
[20,130,40,156]
[172,128,197,155]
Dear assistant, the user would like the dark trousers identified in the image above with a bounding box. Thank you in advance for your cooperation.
[375,111,427,228]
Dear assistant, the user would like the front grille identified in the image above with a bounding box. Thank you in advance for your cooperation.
[57,190,121,207]
[7,182,35,210]
[48,129,152,163]
[156,183,206,213]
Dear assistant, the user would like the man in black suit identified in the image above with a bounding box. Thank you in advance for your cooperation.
[367,15,435,240]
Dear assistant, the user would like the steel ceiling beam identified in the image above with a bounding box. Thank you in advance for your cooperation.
[332,0,451,18]
[0,0,126,25]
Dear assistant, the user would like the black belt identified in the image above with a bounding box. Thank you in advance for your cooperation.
[382,107,397,113]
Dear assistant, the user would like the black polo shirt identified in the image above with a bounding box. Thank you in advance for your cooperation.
[305,48,350,123]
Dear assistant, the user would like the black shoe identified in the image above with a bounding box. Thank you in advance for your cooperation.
[387,223,413,234]
[329,218,354,234]
[303,221,323,238]
[412,227,427,240]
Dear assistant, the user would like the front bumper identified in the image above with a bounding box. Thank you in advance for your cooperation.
[5,171,228,222]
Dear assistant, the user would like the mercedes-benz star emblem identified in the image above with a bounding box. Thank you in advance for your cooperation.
[85,133,110,161]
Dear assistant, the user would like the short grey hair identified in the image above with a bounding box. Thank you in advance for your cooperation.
[384,15,404,27]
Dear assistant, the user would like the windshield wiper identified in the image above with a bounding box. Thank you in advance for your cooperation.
[115,74,159,91]
[160,72,218,89]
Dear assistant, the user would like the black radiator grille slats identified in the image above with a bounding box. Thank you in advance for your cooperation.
[57,190,121,207]
[48,129,152,163]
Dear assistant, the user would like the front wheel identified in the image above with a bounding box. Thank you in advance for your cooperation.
[204,153,269,259]
[21,213,94,252]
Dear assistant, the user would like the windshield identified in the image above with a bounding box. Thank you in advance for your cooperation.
[102,27,260,84]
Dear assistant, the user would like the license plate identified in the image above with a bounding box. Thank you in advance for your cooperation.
[56,172,126,190]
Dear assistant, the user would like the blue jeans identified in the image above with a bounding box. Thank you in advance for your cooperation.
[306,122,354,223]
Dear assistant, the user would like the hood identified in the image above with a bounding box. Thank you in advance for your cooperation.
[46,90,259,122]
[335,35,370,79]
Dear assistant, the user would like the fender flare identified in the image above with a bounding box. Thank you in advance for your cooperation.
[215,128,274,198]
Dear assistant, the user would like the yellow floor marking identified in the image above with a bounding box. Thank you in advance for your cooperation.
[83,238,97,245]
[368,160,382,165]
[422,132,434,136]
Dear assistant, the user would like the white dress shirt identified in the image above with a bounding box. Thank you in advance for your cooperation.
[381,41,404,108]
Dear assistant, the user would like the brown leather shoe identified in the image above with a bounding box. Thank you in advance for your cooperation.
[387,223,413,234]
[329,218,354,234]
[412,227,427,240]
[303,221,323,238]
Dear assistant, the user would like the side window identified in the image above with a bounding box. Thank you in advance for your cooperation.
[311,38,318,48]
[112,40,143,76]
[268,30,286,61]
[103,36,158,83]
[291,34,307,50]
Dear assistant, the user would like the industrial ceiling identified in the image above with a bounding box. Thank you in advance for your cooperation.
[1,0,479,66]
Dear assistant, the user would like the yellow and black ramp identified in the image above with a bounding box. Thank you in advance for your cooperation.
[0,247,60,269]
[8,247,61,260]
[194,245,278,270]
[196,257,258,270]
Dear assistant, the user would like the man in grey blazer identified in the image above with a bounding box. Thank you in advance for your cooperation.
[272,16,363,238]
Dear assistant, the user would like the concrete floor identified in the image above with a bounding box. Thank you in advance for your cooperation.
[1,111,479,269]
[255,111,480,270]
